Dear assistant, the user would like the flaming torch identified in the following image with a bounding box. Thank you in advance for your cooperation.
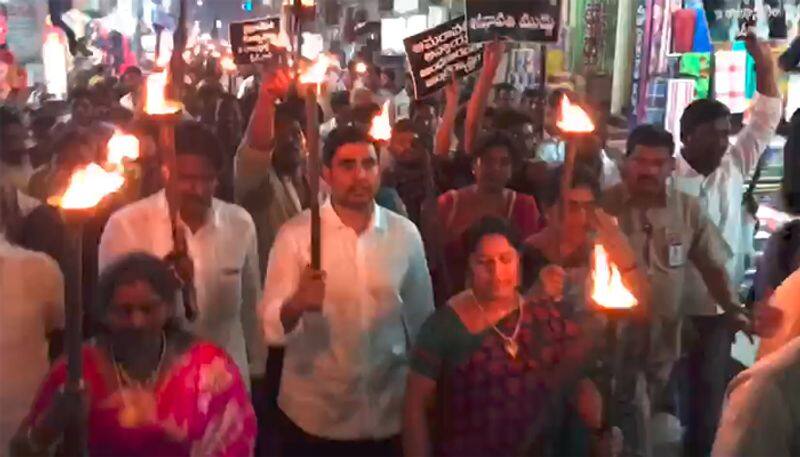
[298,54,333,269]
[369,101,392,143]
[555,96,595,208]
[143,69,197,321]
[590,242,639,431]
[47,159,127,455]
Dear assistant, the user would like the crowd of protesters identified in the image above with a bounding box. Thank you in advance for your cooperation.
[2,19,800,457]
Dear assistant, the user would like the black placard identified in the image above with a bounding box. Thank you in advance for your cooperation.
[466,0,561,43]
[403,16,483,100]
[229,16,281,65]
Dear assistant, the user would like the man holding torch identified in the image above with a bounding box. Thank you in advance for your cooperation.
[98,121,264,389]
[260,126,434,456]
[602,125,761,457]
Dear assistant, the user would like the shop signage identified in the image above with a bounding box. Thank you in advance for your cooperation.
[465,0,561,43]
[403,16,483,99]
[229,16,281,64]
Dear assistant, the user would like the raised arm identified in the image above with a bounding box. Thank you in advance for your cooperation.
[731,35,782,176]
[464,40,505,155]
[434,77,460,157]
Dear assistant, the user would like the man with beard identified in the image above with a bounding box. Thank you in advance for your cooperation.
[98,120,263,388]
[260,125,434,456]
[602,124,755,457]
[382,119,432,226]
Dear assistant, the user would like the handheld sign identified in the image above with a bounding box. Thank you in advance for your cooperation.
[229,16,281,64]
[466,0,561,43]
[404,16,483,100]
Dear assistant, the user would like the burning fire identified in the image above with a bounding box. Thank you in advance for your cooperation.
[369,101,392,142]
[556,96,595,133]
[299,54,335,85]
[48,163,125,209]
[106,132,140,167]
[590,244,638,310]
[144,70,183,115]
[354,62,368,74]
[221,56,237,73]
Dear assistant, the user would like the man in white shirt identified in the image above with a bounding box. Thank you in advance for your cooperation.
[260,126,435,456]
[672,35,782,456]
[98,121,263,387]
[0,229,64,454]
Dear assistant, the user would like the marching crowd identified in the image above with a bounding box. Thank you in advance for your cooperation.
[1,28,800,457]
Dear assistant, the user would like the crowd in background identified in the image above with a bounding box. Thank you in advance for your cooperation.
[2,20,800,457]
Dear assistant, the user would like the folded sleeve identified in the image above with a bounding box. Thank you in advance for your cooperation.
[259,224,304,345]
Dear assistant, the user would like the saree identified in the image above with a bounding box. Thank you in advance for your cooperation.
[23,341,257,456]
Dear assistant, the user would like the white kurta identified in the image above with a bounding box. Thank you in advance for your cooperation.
[98,190,264,384]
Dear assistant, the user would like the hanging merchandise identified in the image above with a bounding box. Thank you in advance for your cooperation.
[644,76,669,125]
[692,7,713,52]
[673,8,698,52]
[584,2,606,71]
[647,0,667,76]
[679,52,712,98]
[665,78,697,146]
[714,50,748,113]
[631,0,654,123]
[732,40,757,99]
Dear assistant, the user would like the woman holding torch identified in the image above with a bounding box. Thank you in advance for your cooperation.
[403,217,609,457]
[10,253,256,456]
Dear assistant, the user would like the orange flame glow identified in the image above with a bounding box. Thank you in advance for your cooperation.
[355,62,368,74]
[221,56,237,73]
[144,70,183,115]
[106,132,140,167]
[300,0,315,5]
[556,96,595,133]
[591,244,638,310]
[48,163,125,209]
[299,54,334,85]
[369,101,392,142]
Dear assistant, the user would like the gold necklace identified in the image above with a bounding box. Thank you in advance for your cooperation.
[110,332,166,428]
[469,289,524,359]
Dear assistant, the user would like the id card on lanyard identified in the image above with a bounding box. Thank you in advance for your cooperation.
[667,232,685,267]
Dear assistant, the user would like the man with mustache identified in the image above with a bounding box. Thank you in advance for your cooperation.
[602,124,753,457]
[98,120,264,390]
[260,125,434,456]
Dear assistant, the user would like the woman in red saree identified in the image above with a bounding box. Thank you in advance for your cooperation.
[434,132,543,302]
[10,253,257,456]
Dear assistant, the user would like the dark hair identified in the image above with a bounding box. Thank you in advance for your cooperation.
[330,91,351,111]
[175,120,224,170]
[69,88,92,103]
[492,109,533,130]
[522,88,542,99]
[392,118,415,135]
[93,253,179,330]
[382,69,396,82]
[464,216,521,256]
[350,102,381,127]
[547,89,567,108]
[473,130,521,163]
[0,105,22,128]
[323,126,374,166]
[626,124,675,157]
[123,66,143,77]
[494,83,516,94]
[410,98,439,119]
[680,99,730,140]
[539,163,602,209]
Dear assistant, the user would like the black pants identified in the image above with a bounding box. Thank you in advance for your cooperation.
[683,315,733,457]
[278,409,400,457]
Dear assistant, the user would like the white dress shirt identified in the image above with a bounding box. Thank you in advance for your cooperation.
[97,190,264,382]
[673,93,783,315]
[0,235,64,453]
[260,200,435,440]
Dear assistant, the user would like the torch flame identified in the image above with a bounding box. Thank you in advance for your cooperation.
[556,96,595,133]
[221,56,237,73]
[299,54,334,85]
[355,62,368,74]
[144,70,183,115]
[106,132,140,167]
[369,101,392,142]
[48,163,125,209]
[591,244,638,310]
